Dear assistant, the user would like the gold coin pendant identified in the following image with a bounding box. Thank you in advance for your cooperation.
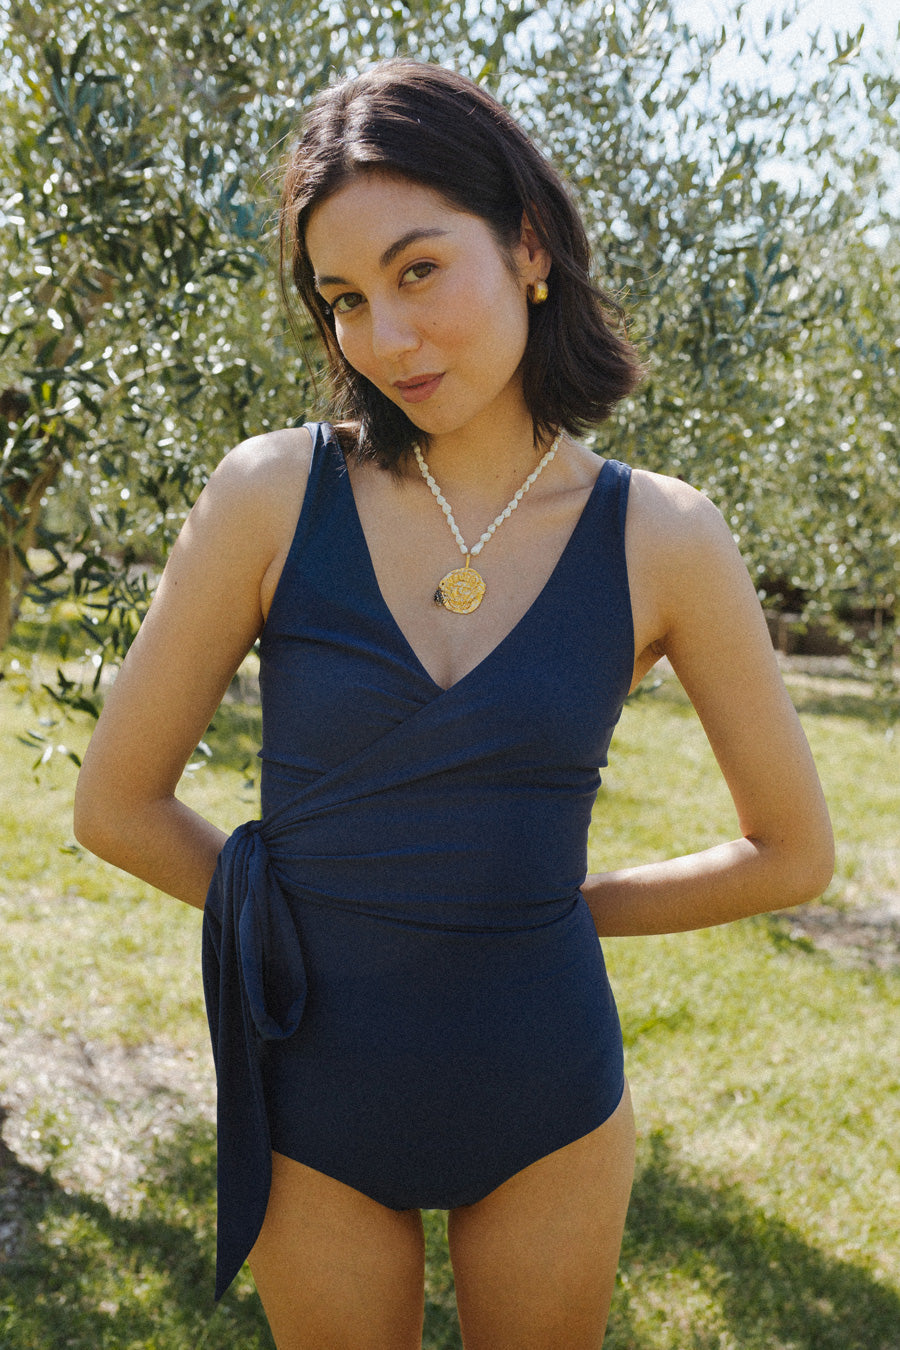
[434,566,486,614]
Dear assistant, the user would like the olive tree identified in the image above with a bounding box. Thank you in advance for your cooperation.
[1,0,896,751]
[501,1,898,686]
[0,0,532,721]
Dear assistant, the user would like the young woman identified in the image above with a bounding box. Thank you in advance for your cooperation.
[74,60,833,1350]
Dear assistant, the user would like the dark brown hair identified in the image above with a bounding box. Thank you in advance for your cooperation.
[280,59,643,468]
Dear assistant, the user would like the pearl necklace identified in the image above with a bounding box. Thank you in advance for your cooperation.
[412,430,563,613]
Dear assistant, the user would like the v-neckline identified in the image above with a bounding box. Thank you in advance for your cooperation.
[340,446,610,695]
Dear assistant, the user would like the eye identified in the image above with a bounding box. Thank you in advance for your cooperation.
[400,261,436,285]
[330,291,364,315]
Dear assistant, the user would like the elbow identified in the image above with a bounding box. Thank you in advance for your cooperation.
[73,777,104,858]
[790,849,834,909]
[73,769,122,863]
[774,823,835,911]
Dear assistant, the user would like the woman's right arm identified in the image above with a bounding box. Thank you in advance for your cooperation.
[73,426,312,909]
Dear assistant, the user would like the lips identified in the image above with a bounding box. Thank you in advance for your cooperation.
[393,373,444,404]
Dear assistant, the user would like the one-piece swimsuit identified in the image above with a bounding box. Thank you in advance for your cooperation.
[202,422,634,1298]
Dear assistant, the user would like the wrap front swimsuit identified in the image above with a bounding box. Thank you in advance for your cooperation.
[202,422,634,1298]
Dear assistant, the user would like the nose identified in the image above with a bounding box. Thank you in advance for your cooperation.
[368,298,421,362]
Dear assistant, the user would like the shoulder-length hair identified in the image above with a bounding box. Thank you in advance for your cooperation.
[279,59,643,469]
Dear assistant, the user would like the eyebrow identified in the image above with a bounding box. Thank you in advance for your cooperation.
[315,227,450,289]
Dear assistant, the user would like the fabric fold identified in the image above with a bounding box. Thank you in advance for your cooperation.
[202,820,307,1300]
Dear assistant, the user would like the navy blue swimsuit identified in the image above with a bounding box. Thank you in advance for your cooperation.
[202,423,634,1299]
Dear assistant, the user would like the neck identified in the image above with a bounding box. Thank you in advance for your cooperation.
[409,417,555,500]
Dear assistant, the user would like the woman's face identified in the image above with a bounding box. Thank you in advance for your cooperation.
[305,173,548,443]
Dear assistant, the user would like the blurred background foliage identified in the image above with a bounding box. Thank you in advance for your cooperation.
[1,0,898,743]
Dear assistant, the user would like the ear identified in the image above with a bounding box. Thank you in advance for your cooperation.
[516,211,552,285]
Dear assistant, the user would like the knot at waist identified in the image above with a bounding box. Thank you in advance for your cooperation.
[205,819,307,1042]
[202,819,311,1300]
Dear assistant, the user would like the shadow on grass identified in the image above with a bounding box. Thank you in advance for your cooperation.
[636,665,896,728]
[609,1131,900,1350]
[0,1114,272,1349]
[787,687,897,725]
[4,1114,897,1349]
[0,1110,461,1350]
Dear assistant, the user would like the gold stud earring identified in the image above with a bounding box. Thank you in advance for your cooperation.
[529,279,549,304]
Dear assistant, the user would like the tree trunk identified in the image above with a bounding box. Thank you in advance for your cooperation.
[1,268,115,655]
[0,448,61,653]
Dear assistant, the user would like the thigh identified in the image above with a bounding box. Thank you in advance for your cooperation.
[447,1084,635,1350]
[248,1151,426,1350]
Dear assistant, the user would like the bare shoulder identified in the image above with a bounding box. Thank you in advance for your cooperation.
[188,425,313,587]
[219,423,313,475]
[141,424,316,641]
[623,466,750,672]
[205,425,313,524]
[626,466,733,565]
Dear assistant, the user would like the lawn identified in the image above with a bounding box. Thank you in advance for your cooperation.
[0,656,897,1348]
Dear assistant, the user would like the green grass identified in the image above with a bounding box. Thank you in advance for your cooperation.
[0,660,898,1347]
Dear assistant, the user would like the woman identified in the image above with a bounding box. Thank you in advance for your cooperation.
[74,60,833,1349]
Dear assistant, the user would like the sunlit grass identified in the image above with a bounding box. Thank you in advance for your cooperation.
[594,671,898,902]
[0,661,898,1348]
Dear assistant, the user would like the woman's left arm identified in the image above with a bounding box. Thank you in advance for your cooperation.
[583,472,834,938]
